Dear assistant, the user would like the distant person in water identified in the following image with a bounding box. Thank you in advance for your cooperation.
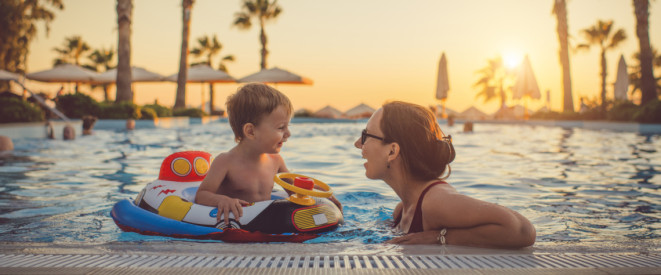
[63,124,75,140]
[447,115,455,127]
[45,121,55,139]
[463,122,473,133]
[126,119,135,130]
[355,101,535,249]
[82,116,97,135]
[0,136,13,152]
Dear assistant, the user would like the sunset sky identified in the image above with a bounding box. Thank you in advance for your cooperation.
[24,0,661,114]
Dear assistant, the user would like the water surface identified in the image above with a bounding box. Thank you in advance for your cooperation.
[0,119,659,253]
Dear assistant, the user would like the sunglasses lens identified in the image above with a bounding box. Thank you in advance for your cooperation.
[361,130,367,144]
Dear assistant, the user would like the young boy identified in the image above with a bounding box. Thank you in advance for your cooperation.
[196,83,292,226]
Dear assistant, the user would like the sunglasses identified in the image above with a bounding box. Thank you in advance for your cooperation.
[361,129,384,144]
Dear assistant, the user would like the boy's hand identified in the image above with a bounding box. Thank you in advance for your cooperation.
[328,195,343,213]
[216,195,250,226]
[310,183,343,213]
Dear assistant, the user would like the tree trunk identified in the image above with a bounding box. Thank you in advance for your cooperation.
[103,84,110,102]
[115,0,133,103]
[554,0,574,112]
[600,49,607,113]
[174,0,193,110]
[208,82,215,114]
[259,19,268,70]
[634,0,656,105]
[499,79,506,107]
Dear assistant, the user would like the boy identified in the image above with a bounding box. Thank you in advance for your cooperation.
[196,83,292,226]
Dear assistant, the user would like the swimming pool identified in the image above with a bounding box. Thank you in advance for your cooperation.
[0,118,659,253]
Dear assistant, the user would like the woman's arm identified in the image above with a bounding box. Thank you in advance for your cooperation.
[387,191,535,248]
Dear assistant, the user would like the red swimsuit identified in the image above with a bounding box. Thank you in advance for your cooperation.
[393,181,447,233]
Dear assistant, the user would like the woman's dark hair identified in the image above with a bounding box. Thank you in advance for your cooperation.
[381,101,455,181]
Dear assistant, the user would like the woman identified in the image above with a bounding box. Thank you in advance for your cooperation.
[354,101,535,248]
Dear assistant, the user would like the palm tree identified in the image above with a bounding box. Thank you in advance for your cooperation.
[190,34,235,114]
[86,47,115,101]
[577,20,627,112]
[52,36,90,66]
[52,35,90,93]
[473,56,514,114]
[174,0,194,110]
[115,0,133,103]
[633,0,657,105]
[233,0,282,70]
[552,0,574,112]
[629,48,661,98]
[0,0,63,91]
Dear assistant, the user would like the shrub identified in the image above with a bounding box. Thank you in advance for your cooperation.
[55,93,100,118]
[143,103,172,117]
[0,97,45,123]
[98,101,142,119]
[173,108,206,118]
[140,107,158,120]
[634,99,661,123]
[607,101,639,122]
[294,108,313,118]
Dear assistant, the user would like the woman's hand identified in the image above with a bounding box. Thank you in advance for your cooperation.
[216,195,250,225]
[385,230,441,244]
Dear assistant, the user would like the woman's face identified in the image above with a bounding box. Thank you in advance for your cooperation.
[354,108,391,179]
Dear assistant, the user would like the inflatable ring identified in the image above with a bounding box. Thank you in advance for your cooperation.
[274,173,333,198]
[111,151,344,243]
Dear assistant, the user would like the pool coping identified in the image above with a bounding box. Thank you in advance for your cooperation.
[1,245,659,275]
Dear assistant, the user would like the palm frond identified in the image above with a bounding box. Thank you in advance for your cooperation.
[608,29,627,49]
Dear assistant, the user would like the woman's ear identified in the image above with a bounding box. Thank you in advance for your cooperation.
[387,142,400,162]
[243,123,256,139]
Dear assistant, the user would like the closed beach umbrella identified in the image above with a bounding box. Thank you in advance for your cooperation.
[26,64,98,83]
[94,66,164,83]
[344,103,375,119]
[613,55,629,101]
[512,55,541,100]
[435,52,451,118]
[435,52,450,100]
[512,55,540,120]
[314,105,343,119]
[0,69,20,81]
[239,67,313,85]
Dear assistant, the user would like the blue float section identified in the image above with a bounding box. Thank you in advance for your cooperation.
[111,199,222,236]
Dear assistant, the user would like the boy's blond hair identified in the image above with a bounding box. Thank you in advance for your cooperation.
[226,83,293,141]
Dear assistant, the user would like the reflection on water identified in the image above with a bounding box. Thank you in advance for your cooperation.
[0,120,659,252]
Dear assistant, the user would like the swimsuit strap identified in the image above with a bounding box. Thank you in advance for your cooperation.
[392,181,447,233]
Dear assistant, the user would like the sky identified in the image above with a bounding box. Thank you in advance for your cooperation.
[23,0,661,114]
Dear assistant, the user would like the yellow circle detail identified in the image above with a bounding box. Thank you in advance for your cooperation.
[194,157,209,176]
[172,158,191,177]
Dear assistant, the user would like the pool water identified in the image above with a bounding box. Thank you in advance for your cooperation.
[0,119,659,252]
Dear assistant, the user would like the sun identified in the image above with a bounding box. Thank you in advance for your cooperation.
[503,51,523,69]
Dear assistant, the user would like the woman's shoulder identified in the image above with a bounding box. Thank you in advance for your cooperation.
[420,182,461,211]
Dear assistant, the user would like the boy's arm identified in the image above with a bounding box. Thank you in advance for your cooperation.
[276,154,289,173]
[274,154,294,194]
[195,154,248,225]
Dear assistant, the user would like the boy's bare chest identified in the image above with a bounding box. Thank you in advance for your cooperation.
[221,161,278,201]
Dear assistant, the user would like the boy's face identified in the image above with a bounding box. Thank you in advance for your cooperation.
[254,105,291,154]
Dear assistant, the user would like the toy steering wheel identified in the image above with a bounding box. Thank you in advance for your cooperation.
[274,173,333,198]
